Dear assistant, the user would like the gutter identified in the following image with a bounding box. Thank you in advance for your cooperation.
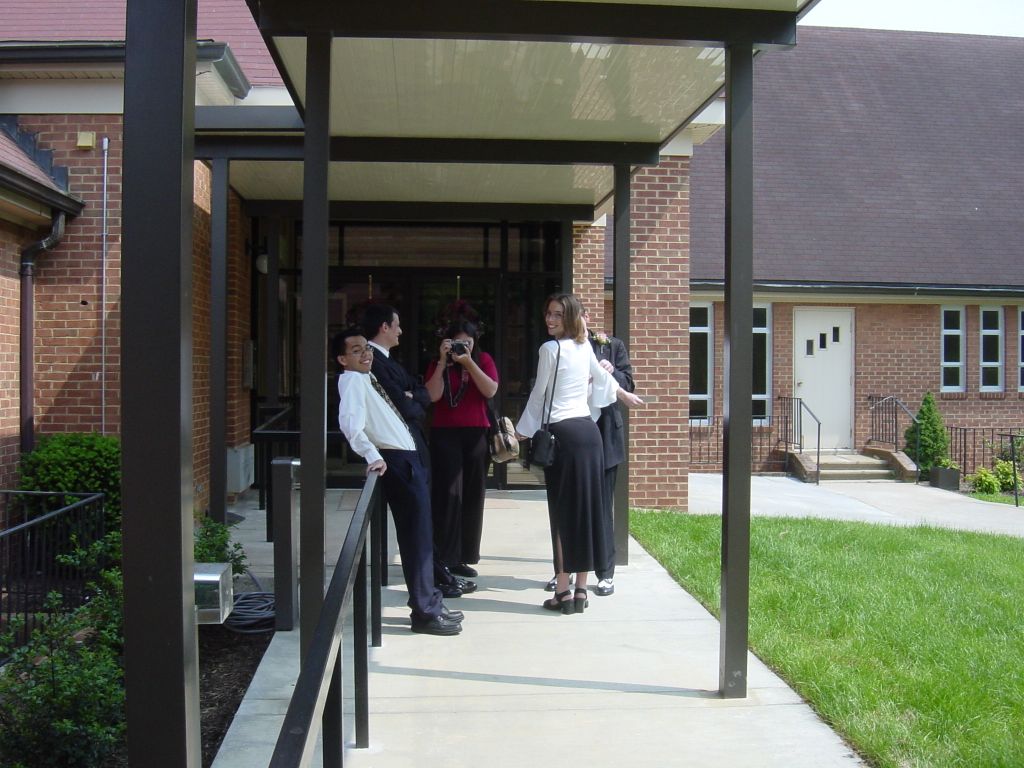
[20,211,66,454]
[0,40,251,99]
[688,279,1024,298]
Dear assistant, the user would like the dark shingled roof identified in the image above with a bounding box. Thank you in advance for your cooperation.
[691,27,1024,289]
[1,0,282,87]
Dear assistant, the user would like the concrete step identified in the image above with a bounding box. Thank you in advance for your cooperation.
[818,468,895,481]
[816,455,890,471]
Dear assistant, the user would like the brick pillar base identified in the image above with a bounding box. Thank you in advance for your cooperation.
[628,157,690,510]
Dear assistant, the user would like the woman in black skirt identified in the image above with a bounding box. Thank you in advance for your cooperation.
[515,293,643,614]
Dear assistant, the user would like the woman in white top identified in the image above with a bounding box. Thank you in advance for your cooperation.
[516,293,643,614]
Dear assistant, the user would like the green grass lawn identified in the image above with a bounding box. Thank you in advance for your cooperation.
[631,512,1024,768]
[967,491,1022,506]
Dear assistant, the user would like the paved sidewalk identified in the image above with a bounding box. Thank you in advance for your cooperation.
[689,473,1024,537]
[213,488,863,768]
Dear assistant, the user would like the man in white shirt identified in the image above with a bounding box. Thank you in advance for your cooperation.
[334,327,463,636]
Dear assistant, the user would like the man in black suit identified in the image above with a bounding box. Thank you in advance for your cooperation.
[583,306,634,597]
[334,328,463,636]
[361,304,477,598]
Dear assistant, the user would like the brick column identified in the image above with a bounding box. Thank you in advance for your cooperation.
[573,222,607,330]
[628,156,690,510]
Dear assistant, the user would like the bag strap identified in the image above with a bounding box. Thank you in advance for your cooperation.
[485,398,499,430]
[540,341,561,429]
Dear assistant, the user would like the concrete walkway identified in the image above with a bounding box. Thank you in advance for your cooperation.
[689,473,1024,537]
[213,487,864,768]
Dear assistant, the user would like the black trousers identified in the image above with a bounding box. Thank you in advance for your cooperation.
[379,449,442,621]
[430,426,488,566]
[594,464,618,581]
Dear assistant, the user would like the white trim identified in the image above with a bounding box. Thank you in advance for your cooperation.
[1019,307,1024,393]
[940,305,966,393]
[979,305,1004,392]
[753,303,772,425]
[689,302,712,425]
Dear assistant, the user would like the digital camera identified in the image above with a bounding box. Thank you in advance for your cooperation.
[450,340,469,356]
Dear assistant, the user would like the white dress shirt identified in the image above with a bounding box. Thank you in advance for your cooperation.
[337,370,416,464]
[516,338,619,438]
[367,340,390,358]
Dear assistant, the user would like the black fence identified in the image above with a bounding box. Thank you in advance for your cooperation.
[947,426,1024,477]
[0,490,107,648]
[688,413,788,472]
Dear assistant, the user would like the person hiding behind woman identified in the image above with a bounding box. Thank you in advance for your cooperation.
[515,293,643,614]
[425,316,499,584]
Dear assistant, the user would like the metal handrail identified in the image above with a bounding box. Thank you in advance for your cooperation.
[269,469,384,767]
[997,432,1021,508]
[776,396,821,484]
[868,395,920,483]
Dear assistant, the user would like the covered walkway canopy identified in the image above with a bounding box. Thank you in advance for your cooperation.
[119,1,814,764]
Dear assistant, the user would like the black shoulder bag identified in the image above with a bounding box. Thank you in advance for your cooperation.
[528,342,561,468]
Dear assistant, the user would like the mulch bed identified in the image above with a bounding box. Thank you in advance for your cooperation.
[199,625,273,767]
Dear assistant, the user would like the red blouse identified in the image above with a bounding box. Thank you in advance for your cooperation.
[426,351,498,429]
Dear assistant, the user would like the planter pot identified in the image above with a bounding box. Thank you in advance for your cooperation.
[930,467,960,491]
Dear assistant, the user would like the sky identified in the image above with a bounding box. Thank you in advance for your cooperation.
[799,0,1024,38]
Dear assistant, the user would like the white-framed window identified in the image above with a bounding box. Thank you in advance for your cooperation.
[753,304,772,424]
[980,306,1004,391]
[1019,307,1024,392]
[689,303,712,423]
[940,306,965,392]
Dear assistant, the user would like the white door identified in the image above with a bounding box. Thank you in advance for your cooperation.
[793,308,854,450]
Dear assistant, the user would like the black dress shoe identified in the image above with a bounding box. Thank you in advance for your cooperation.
[411,615,462,636]
[451,563,478,578]
[441,605,464,622]
[454,577,477,594]
[437,581,464,598]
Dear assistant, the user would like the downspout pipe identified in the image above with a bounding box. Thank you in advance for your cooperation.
[20,211,66,454]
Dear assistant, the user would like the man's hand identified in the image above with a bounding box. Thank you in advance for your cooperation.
[367,459,387,476]
[404,391,413,398]
[599,359,615,374]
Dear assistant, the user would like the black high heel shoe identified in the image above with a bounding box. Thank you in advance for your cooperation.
[573,587,589,614]
[543,589,575,614]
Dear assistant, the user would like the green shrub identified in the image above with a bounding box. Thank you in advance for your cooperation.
[992,459,1022,493]
[995,435,1024,464]
[194,516,247,576]
[904,392,950,478]
[0,592,125,767]
[968,468,1000,495]
[19,433,121,530]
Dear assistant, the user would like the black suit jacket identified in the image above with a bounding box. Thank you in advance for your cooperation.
[589,334,634,469]
[369,343,432,462]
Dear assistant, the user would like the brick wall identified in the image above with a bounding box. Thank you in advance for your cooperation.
[572,223,606,330]
[628,157,690,510]
[19,116,124,439]
[226,192,252,449]
[0,220,35,491]
[7,118,253,512]
[691,300,1024,472]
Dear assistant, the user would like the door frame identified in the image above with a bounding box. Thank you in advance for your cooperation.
[792,306,855,450]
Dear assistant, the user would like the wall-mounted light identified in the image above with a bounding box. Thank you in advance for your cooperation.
[255,250,269,275]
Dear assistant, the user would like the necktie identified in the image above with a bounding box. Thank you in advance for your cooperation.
[369,373,410,433]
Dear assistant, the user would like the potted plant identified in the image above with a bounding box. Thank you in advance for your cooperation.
[930,457,961,491]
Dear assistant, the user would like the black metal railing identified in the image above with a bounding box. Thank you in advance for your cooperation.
[947,427,1024,479]
[0,490,107,648]
[269,467,384,767]
[776,396,821,484]
[687,415,787,472]
[868,395,920,482]
[998,432,1022,508]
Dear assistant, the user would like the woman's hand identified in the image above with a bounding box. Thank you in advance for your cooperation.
[515,431,528,441]
[618,390,644,408]
[438,339,453,362]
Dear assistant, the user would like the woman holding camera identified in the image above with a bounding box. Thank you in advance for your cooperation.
[425,317,499,583]
[516,293,643,614]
